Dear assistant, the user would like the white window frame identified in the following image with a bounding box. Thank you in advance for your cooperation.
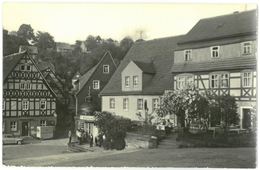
[40,120,47,126]
[20,80,31,90]
[211,46,220,58]
[242,41,252,55]
[11,101,17,110]
[242,71,253,87]
[103,65,110,74]
[133,75,138,87]
[10,121,17,131]
[22,100,29,110]
[176,74,194,89]
[93,80,100,90]
[123,98,129,111]
[125,76,130,88]
[137,99,143,110]
[210,72,229,89]
[109,98,115,109]
[152,98,159,111]
[184,49,192,61]
[40,100,47,110]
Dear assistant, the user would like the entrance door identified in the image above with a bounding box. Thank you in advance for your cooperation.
[242,109,251,129]
[22,122,29,136]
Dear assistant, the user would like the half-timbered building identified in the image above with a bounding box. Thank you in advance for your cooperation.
[171,10,257,129]
[3,50,57,136]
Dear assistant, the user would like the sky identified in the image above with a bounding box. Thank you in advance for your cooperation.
[2,3,257,44]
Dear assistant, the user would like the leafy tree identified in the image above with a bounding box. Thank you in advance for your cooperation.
[120,36,134,52]
[35,31,56,50]
[85,35,98,50]
[17,24,35,42]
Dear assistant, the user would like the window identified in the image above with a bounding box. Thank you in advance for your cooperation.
[210,73,229,88]
[10,121,17,131]
[103,65,110,73]
[137,99,143,110]
[2,100,5,110]
[123,98,129,111]
[20,80,31,90]
[176,74,194,89]
[109,98,115,109]
[133,76,138,87]
[211,46,220,58]
[20,64,31,71]
[40,100,46,110]
[11,101,16,110]
[152,98,159,111]
[242,41,252,55]
[22,100,29,110]
[93,80,100,90]
[242,72,252,87]
[184,49,192,61]
[40,120,47,126]
[125,76,130,87]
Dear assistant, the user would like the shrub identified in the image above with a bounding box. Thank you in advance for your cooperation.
[95,111,131,150]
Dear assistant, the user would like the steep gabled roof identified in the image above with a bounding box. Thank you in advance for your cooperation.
[3,51,26,81]
[132,60,156,74]
[100,35,184,96]
[178,10,257,46]
[76,51,117,95]
[171,57,256,73]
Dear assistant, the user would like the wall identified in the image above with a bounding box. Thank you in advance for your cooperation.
[121,61,143,91]
[102,95,160,121]
[77,54,117,112]
[174,40,257,63]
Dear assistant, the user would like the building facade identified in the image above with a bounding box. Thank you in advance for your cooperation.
[100,36,183,123]
[171,10,257,129]
[3,50,57,136]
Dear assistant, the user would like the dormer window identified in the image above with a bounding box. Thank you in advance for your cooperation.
[103,65,109,73]
[125,76,130,87]
[133,76,138,87]
[211,46,220,58]
[242,41,252,55]
[184,50,192,61]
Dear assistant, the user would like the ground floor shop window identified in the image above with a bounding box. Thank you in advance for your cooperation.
[10,121,17,131]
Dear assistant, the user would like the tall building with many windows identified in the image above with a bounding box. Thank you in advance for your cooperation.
[171,10,257,129]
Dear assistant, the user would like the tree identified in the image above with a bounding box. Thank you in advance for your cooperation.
[85,35,98,50]
[35,31,56,50]
[17,24,35,42]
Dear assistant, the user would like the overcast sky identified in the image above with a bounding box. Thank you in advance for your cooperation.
[2,3,257,44]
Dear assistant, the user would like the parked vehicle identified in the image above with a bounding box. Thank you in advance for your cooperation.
[3,134,24,145]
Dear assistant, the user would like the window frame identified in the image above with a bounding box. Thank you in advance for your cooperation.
[103,65,110,74]
[109,98,115,109]
[184,49,192,61]
[22,100,29,110]
[242,71,253,87]
[210,72,230,89]
[176,74,194,89]
[93,80,100,90]
[211,46,220,58]
[133,75,138,87]
[152,98,159,111]
[125,76,130,88]
[123,98,129,111]
[137,99,143,110]
[242,41,252,55]
[20,64,31,71]
[10,121,17,131]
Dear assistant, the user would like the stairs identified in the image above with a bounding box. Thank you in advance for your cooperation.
[158,133,180,149]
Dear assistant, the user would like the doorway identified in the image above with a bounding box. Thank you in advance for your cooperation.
[22,122,29,136]
[242,108,251,129]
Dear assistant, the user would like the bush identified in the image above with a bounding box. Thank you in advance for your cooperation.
[95,111,131,150]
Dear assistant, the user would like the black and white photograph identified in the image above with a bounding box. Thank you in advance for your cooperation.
[1,1,258,168]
